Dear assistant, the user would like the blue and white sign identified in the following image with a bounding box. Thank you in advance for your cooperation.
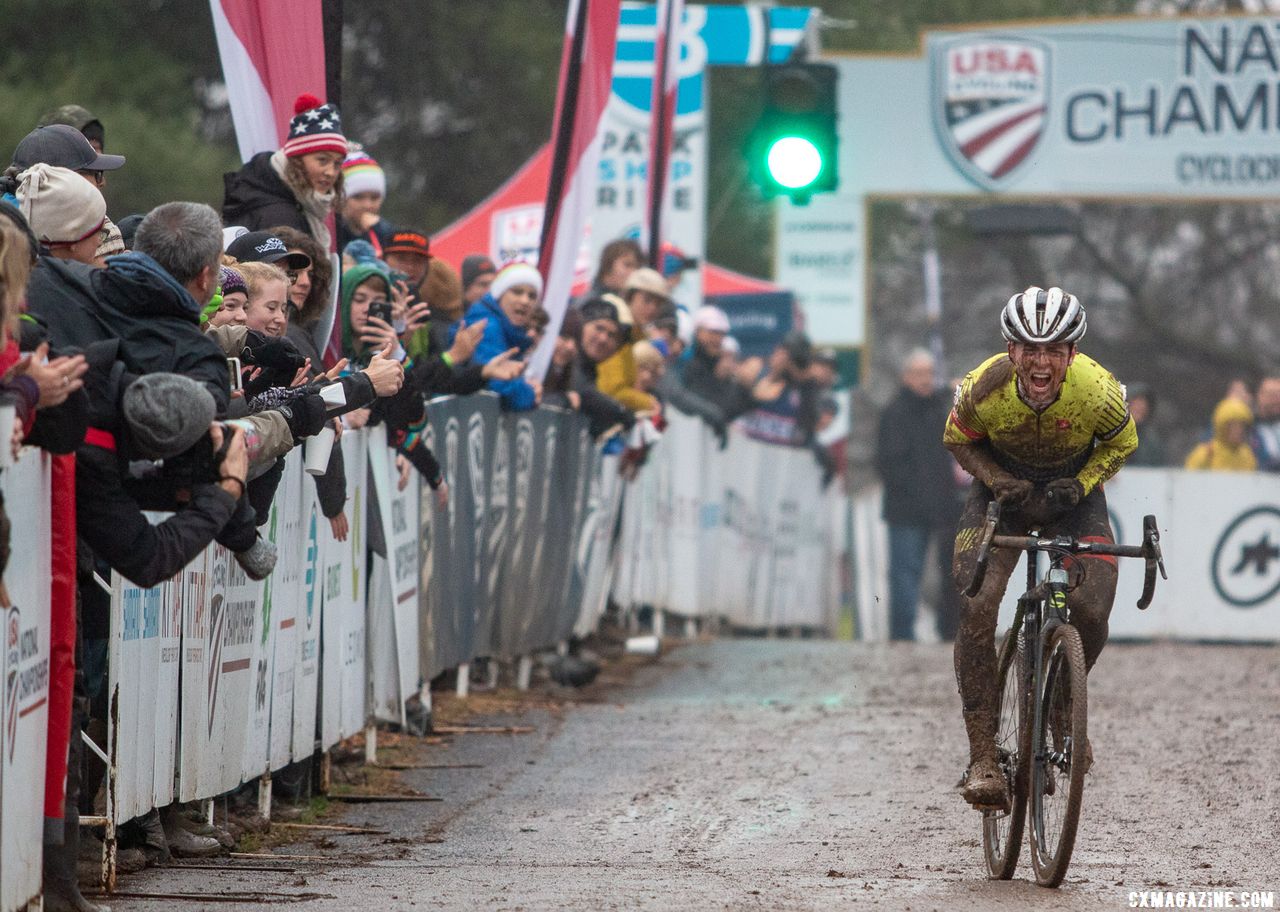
[777,15,1280,347]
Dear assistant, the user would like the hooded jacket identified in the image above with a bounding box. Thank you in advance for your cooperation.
[90,251,230,415]
[595,324,657,413]
[222,151,310,237]
[453,293,537,410]
[1185,398,1257,471]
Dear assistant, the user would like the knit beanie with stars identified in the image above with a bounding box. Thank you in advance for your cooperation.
[283,94,348,158]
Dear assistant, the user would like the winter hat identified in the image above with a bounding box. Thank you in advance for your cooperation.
[580,293,632,332]
[342,148,385,197]
[282,94,347,158]
[384,229,430,259]
[489,262,543,301]
[219,265,247,298]
[122,373,217,460]
[117,213,145,250]
[94,217,124,260]
[15,163,106,245]
[623,267,671,301]
[461,254,497,290]
[692,305,730,334]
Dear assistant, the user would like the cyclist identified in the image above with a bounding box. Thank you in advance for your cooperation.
[944,286,1137,810]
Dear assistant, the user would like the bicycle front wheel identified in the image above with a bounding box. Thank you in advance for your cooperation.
[1029,623,1089,887]
[982,628,1029,879]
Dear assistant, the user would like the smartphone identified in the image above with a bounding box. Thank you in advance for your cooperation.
[227,356,242,392]
[367,300,393,327]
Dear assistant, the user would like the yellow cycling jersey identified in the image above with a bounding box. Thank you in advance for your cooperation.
[944,352,1137,494]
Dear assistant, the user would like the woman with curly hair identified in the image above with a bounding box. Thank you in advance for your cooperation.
[222,94,347,250]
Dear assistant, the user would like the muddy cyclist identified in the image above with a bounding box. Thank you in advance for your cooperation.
[944,286,1138,810]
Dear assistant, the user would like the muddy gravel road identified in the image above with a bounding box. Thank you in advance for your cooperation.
[107,640,1279,910]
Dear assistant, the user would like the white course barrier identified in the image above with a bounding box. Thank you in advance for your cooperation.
[0,450,52,912]
[850,468,1280,642]
[612,410,839,631]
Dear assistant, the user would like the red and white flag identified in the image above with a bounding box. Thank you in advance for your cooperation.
[646,0,684,266]
[209,0,328,162]
[530,0,622,380]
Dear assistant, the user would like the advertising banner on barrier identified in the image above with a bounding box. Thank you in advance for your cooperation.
[321,430,368,747]
[265,458,304,772]
[852,468,1280,642]
[0,451,51,912]
[294,473,324,759]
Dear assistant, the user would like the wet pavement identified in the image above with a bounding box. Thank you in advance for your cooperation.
[105,639,1279,910]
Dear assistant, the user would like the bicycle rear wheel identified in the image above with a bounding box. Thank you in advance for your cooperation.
[1029,623,1089,887]
[982,628,1029,879]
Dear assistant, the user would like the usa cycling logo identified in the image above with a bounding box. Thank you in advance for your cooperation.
[933,36,1050,189]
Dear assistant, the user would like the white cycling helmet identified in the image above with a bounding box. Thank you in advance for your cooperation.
[1000,285,1086,345]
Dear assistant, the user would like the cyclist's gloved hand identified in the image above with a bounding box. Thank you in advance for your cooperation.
[990,476,1034,509]
[1044,477,1084,514]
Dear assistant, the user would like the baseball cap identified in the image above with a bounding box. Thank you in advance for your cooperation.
[226,230,312,271]
[813,346,839,367]
[12,124,124,172]
[384,230,430,258]
[693,305,730,334]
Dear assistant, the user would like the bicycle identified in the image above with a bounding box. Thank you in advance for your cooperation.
[965,500,1165,887]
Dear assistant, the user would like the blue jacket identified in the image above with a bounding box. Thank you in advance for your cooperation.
[453,294,536,410]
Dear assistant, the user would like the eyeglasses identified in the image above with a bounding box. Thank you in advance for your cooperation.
[285,270,300,286]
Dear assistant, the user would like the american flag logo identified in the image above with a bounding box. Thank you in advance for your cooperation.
[934,37,1049,188]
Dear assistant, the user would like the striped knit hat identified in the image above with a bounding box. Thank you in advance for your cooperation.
[283,94,347,158]
[342,148,385,198]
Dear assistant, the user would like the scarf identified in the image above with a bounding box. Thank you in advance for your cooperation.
[270,149,334,251]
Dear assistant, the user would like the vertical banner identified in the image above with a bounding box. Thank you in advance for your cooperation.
[645,0,684,263]
[532,0,623,379]
[0,451,51,912]
[266,457,304,771]
[209,0,328,162]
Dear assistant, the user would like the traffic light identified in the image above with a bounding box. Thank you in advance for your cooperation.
[747,63,839,204]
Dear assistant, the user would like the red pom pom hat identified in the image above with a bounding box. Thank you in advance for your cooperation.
[282,93,348,158]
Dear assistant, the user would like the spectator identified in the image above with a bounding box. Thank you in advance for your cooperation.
[874,349,956,642]
[739,332,819,448]
[15,164,107,266]
[269,225,336,363]
[622,266,672,331]
[222,94,347,248]
[383,229,431,290]
[92,219,125,266]
[207,265,248,328]
[572,295,636,436]
[37,103,106,155]
[596,282,657,413]
[411,255,463,360]
[1125,382,1167,468]
[543,308,581,410]
[632,339,665,397]
[681,305,756,420]
[589,238,643,296]
[336,146,393,254]
[1185,397,1257,471]
[810,346,840,390]
[453,262,541,410]
[238,261,290,340]
[460,254,496,305]
[5,123,125,200]
[1250,376,1280,472]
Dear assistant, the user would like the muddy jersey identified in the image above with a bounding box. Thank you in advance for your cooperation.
[943,352,1136,494]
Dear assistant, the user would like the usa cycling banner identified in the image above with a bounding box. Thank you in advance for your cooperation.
[777,15,1280,347]
[0,450,51,912]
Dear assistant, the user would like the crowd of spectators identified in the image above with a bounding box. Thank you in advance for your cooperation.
[0,93,845,910]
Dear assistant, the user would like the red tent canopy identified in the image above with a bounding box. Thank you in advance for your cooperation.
[430,144,783,301]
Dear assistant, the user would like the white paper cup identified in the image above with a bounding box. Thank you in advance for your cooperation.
[0,404,16,469]
[304,425,335,476]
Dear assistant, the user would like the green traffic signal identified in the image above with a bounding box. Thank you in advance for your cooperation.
[766,136,824,190]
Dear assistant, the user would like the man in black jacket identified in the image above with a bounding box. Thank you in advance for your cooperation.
[874,349,956,641]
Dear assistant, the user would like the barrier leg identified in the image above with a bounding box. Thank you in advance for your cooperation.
[203,798,214,827]
[516,656,533,692]
[653,609,665,640]
[556,640,569,658]
[456,663,470,698]
[486,660,500,690]
[418,682,432,716]
[258,773,272,822]
[364,723,377,765]
[318,751,332,794]
[684,617,697,639]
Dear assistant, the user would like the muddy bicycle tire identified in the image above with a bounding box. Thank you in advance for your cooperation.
[982,628,1029,879]
[1029,624,1088,887]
